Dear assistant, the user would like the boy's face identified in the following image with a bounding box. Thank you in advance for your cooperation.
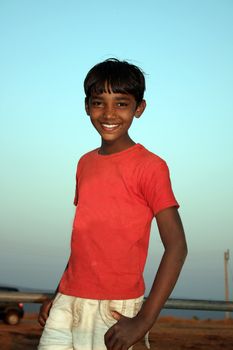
[85,90,146,146]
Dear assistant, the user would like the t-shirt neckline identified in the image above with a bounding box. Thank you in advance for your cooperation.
[95,143,143,159]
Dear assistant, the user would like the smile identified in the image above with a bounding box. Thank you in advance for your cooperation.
[101,123,120,131]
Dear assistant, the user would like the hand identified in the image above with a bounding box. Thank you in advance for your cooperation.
[38,298,54,327]
[104,311,149,350]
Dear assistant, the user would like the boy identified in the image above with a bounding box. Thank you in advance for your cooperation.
[38,58,187,350]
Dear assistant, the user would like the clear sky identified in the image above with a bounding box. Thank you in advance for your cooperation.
[1,0,233,304]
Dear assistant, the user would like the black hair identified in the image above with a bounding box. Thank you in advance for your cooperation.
[84,58,145,105]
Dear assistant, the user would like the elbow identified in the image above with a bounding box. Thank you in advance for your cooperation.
[170,237,188,264]
[183,244,188,263]
[164,238,188,264]
[178,239,188,263]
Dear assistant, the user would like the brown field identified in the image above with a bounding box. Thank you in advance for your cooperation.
[0,313,233,350]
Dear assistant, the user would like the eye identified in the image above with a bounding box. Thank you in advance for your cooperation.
[91,100,103,107]
[116,102,128,107]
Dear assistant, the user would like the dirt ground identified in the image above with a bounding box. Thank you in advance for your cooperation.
[0,313,233,350]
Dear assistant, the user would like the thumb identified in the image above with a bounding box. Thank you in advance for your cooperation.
[111,310,125,321]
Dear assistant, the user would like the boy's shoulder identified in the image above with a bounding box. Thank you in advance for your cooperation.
[129,144,168,172]
[76,144,167,172]
[134,146,170,181]
[138,144,166,163]
[76,148,99,166]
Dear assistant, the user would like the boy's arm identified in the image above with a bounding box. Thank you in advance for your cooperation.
[38,262,69,327]
[104,207,187,350]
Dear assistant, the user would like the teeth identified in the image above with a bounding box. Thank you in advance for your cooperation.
[102,124,118,128]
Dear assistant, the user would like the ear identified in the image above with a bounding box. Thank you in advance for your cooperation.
[85,98,90,116]
[135,99,146,119]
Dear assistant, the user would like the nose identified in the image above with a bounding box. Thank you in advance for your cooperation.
[103,104,115,119]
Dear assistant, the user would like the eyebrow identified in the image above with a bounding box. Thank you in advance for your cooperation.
[114,96,131,101]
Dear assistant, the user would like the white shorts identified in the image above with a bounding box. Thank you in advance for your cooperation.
[38,293,144,350]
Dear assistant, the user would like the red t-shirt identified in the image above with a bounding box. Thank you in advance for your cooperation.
[59,144,179,299]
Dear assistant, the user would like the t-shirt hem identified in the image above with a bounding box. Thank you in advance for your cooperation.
[59,287,145,300]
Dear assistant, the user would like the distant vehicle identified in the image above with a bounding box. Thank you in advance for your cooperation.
[0,286,24,325]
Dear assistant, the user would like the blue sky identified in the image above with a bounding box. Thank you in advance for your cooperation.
[0,0,233,306]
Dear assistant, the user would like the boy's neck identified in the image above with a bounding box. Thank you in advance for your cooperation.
[99,138,136,155]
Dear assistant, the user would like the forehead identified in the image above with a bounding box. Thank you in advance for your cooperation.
[90,91,136,101]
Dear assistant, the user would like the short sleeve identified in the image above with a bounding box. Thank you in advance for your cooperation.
[139,159,179,215]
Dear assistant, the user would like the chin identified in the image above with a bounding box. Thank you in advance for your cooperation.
[102,136,119,143]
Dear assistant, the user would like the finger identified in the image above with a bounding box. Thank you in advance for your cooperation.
[105,325,127,350]
[39,310,48,322]
[44,303,52,314]
[44,300,53,312]
[108,337,121,350]
[38,300,53,325]
[107,335,127,350]
[114,338,129,350]
[104,326,115,346]
[38,307,49,327]
[110,310,124,321]
[105,331,119,350]
[38,314,46,327]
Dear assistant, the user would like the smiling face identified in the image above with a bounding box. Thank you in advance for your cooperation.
[85,90,146,153]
